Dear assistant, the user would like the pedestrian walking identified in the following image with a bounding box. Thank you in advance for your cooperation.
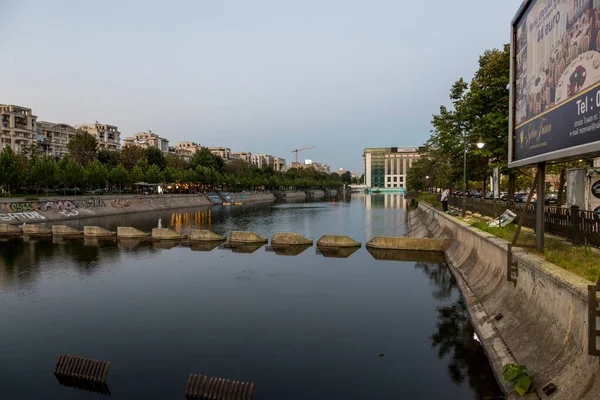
[441,189,449,212]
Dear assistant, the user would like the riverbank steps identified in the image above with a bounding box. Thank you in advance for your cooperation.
[228,231,268,244]
[83,226,115,238]
[366,236,451,251]
[51,225,82,236]
[409,202,600,399]
[316,235,361,248]
[188,230,226,242]
[116,227,148,238]
[270,232,312,245]
[151,228,182,240]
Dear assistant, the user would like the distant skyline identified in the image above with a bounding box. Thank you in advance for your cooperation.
[1,0,523,172]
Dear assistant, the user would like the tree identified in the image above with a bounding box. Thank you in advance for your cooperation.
[110,164,129,193]
[165,153,188,169]
[30,156,59,194]
[67,130,98,166]
[145,164,163,184]
[130,165,145,185]
[0,146,21,195]
[547,160,591,204]
[145,147,166,170]
[85,160,109,189]
[59,157,85,194]
[97,149,121,168]
[190,147,225,172]
[120,145,146,170]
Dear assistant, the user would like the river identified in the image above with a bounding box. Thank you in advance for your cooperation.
[0,194,502,399]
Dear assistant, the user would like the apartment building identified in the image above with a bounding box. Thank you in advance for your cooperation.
[273,157,287,172]
[208,147,231,161]
[75,123,120,150]
[36,121,78,158]
[123,131,169,152]
[0,104,38,153]
[172,141,202,161]
[231,151,252,163]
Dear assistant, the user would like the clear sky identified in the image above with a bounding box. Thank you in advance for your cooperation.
[2,0,523,173]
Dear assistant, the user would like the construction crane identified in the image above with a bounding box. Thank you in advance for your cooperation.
[292,146,316,163]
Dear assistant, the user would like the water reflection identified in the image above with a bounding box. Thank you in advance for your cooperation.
[415,262,503,399]
[267,244,312,256]
[315,245,360,258]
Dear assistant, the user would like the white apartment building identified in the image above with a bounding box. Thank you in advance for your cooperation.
[208,147,231,161]
[123,131,169,152]
[0,104,38,153]
[231,151,252,163]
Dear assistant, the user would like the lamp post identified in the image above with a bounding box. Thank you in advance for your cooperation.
[425,175,430,193]
[462,133,485,218]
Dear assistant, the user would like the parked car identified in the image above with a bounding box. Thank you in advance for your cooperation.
[500,192,508,201]
[514,192,526,202]
[90,188,106,195]
[522,193,537,203]
[484,192,494,200]
[545,192,560,205]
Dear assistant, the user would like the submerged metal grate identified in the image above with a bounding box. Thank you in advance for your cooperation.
[54,354,111,382]
[185,374,254,399]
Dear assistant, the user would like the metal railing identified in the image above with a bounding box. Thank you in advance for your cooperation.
[446,196,600,248]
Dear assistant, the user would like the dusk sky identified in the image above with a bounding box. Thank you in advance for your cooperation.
[2,0,523,173]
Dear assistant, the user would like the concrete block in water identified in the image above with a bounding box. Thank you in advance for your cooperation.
[0,224,22,236]
[117,227,148,238]
[151,228,181,240]
[366,236,451,251]
[228,231,268,244]
[316,235,361,248]
[84,226,114,237]
[271,232,312,246]
[52,225,82,236]
[23,225,52,236]
[189,229,225,242]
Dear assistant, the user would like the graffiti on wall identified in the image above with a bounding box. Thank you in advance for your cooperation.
[0,197,107,219]
[0,212,46,221]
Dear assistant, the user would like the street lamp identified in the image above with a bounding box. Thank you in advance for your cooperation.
[425,176,430,193]
[462,134,485,217]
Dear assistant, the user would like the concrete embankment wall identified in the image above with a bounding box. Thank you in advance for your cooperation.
[0,194,213,225]
[410,203,600,399]
[230,192,276,203]
[306,190,326,199]
[276,191,307,200]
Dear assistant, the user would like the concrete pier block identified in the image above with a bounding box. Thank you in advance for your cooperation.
[228,231,268,244]
[84,226,115,237]
[52,225,82,236]
[117,227,148,238]
[151,228,182,240]
[366,237,451,251]
[23,225,52,236]
[0,224,22,236]
[317,235,361,248]
[271,232,312,246]
[189,229,225,242]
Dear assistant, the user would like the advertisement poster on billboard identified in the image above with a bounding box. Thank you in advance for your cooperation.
[511,0,600,166]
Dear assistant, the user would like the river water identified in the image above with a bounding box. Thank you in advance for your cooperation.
[0,194,502,399]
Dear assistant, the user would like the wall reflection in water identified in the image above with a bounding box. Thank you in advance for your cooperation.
[415,262,504,400]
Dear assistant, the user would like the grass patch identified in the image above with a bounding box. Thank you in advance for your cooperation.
[415,193,441,210]
[470,220,599,282]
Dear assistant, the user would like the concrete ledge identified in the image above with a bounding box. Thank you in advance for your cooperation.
[84,226,115,237]
[410,202,600,399]
[271,232,312,246]
[117,227,148,238]
[23,225,52,236]
[228,231,268,244]
[52,225,83,236]
[316,235,361,248]
[366,236,451,251]
[189,229,225,242]
[0,224,22,236]
[151,228,182,240]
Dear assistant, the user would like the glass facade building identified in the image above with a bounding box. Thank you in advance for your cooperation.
[363,147,421,189]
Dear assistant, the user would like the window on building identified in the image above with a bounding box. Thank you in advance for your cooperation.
[393,184,397,187]
[393,177,397,182]
[387,177,391,182]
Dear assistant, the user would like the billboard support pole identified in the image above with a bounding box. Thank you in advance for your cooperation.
[512,167,540,246]
[536,162,546,252]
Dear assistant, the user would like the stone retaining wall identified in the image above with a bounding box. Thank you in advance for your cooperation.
[409,202,600,399]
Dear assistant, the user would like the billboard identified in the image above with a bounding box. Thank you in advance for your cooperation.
[509,0,600,167]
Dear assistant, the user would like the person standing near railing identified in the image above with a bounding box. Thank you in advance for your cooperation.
[441,189,449,213]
